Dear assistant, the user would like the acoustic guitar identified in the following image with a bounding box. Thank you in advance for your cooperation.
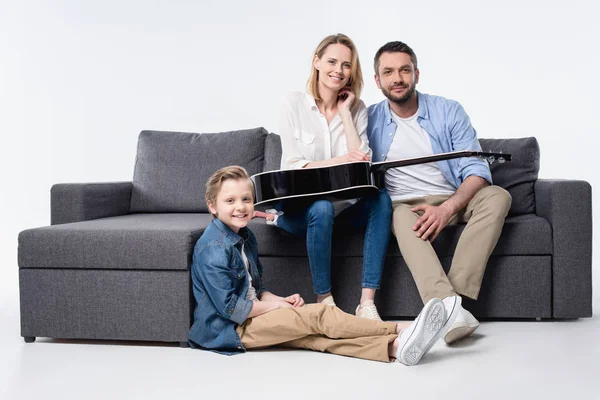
[251,151,511,210]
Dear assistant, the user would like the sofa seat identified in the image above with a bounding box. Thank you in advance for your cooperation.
[249,214,552,258]
[19,213,213,271]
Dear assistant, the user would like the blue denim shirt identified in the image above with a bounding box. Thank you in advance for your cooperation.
[367,92,492,188]
[188,218,265,353]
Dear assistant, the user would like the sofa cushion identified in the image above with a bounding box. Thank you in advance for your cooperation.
[479,137,540,215]
[18,214,213,271]
[130,128,268,213]
[249,214,552,257]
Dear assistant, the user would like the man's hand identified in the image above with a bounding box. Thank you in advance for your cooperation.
[283,293,305,308]
[411,204,453,242]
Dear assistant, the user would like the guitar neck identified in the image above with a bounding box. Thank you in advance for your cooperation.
[370,151,511,174]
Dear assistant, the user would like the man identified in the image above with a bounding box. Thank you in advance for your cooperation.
[367,41,512,344]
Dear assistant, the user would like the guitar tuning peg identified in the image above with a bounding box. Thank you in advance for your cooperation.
[498,157,505,164]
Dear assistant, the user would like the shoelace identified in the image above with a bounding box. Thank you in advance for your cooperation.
[361,304,382,320]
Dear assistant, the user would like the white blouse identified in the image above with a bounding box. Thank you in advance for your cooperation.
[279,91,372,170]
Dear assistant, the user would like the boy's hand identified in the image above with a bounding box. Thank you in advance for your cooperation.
[277,300,293,309]
[284,293,305,308]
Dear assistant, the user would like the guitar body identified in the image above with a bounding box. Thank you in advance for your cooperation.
[251,151,510,210]
[252,162,377,210]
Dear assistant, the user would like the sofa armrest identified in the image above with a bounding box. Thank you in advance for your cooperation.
[535,179,592,318]
[51,182,133,225]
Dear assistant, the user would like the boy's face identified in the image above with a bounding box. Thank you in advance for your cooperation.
[208,178,254,233]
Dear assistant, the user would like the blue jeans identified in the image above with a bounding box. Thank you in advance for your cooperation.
[275,190,392,295]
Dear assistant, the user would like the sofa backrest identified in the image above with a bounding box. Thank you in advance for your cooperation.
[263,134,539,215]
[130,128,267,213]
[129,129,539,215]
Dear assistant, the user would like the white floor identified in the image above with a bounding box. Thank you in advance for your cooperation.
[1,286,599,400]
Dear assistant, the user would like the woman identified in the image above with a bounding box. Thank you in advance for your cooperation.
[274,33,392,320]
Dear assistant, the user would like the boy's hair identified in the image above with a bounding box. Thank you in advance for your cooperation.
[373,41,418,75]
[205,166,253,214]
[307,33,363,107]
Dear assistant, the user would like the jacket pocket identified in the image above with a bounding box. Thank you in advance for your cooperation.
[231,266,246,280]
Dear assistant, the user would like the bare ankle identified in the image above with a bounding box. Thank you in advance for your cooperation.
[317,293,332,303]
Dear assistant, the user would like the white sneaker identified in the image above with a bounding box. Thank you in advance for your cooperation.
[444,303,479,344]
[440,295,462,336]
[395,298,446,366]
[355,300,382,321]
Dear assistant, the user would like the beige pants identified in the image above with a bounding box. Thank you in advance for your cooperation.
[236,303,398,362]
[392,185,511,302]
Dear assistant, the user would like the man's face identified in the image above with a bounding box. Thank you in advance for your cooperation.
[375,52,419,105]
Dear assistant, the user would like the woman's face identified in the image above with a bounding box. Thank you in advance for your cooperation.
[313,43,353,93]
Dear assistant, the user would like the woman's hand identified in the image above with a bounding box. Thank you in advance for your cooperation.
[342,149,371,163]
[283,293,305,308]
[337,89,355,114]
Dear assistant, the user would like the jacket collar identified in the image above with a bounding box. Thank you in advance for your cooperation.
[211,218,249,246]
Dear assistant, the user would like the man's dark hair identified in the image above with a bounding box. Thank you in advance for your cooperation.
[374,41,418,75]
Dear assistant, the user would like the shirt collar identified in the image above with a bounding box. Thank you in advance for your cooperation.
[211,218,248,246]
[303,91,319,111]
[384,91,428,124]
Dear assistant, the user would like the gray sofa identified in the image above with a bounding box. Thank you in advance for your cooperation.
[18,128,593,346]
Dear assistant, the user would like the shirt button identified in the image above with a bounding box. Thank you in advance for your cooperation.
[381,154,385,157]
[389,132,393,136]
[238,346,242,349]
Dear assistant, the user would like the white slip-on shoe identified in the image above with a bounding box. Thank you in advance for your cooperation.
[355,300,383,321]
[395,298,446,366]
[444,305,480,344]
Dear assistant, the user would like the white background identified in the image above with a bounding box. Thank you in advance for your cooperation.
[1,0,598,322]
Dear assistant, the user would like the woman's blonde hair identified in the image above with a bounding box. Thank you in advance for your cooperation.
[307,33,363,107]
[205,166,253,215]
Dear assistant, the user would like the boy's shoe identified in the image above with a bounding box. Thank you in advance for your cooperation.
[444,304,479,344]
[395,298,446,366]
[355,300,382,321]
[319,295,336,306]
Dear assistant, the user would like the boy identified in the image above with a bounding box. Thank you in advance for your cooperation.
[188,166,459,364]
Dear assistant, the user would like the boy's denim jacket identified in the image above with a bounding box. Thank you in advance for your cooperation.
[188,218,266,353]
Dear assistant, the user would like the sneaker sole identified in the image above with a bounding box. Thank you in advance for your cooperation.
[444,323,479,344]
[398,301,445,366]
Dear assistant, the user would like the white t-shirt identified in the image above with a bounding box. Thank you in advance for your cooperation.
[278,91,371,215]
[240,244,258,302]
[385,111,455,202]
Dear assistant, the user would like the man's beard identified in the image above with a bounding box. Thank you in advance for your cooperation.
[381,82,416,105]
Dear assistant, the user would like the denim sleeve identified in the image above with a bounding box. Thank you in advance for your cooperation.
[192,243,253,325]
[448,102,493,185]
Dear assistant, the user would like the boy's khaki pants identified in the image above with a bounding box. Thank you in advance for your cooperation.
[236,303,398,362]
[392,185,511,302]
